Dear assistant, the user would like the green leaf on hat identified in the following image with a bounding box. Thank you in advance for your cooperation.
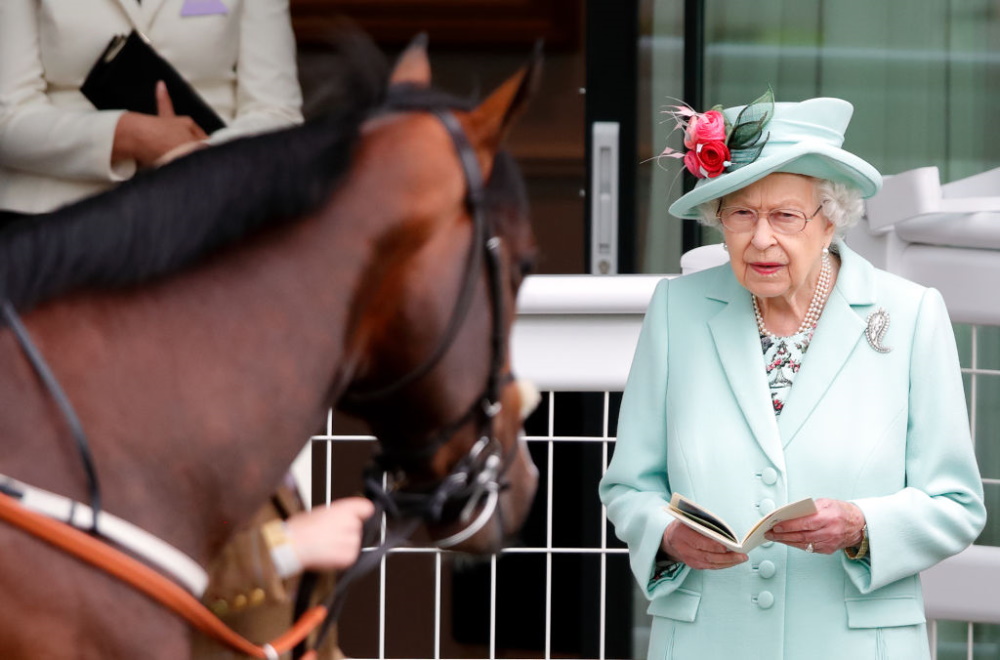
[728,87,774,149]
[727,140,767,169]
[725,87,774,170]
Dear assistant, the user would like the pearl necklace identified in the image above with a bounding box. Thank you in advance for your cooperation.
[753,252,832,338]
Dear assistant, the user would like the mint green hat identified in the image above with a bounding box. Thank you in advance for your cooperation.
[667,96,882,220]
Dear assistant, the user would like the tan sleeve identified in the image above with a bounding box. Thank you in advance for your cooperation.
[201,499,292,615]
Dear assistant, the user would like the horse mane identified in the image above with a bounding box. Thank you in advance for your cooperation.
[0,31,388,316]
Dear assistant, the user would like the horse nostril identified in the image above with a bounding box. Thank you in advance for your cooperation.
[514,379,541,420]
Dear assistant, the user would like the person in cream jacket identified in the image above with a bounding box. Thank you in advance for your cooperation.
[0,0,303,213]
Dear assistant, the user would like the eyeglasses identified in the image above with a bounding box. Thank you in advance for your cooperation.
[716,203,825,235]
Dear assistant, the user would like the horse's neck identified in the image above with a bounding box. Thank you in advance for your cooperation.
[4,203,384,562]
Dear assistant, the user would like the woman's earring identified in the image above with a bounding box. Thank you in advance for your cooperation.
[722,243,729,252]
[822,245,830,255]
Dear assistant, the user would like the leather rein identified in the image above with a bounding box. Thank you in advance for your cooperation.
[0,102,516,659]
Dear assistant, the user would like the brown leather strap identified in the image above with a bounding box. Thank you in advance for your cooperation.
[0,493,327,657]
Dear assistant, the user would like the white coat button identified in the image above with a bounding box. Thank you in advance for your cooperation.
[761,467,778,485]
[758,560,776,579]
[756,591,774,609]
[759,499,775,515]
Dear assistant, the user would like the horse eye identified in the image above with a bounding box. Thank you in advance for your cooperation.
[520,257,536,277]
[510,255,536,289]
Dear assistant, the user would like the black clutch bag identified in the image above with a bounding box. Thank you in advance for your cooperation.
[81,31,226,135]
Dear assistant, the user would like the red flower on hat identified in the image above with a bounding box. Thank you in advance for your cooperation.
[659,89,774,180]
[684,140,731,179]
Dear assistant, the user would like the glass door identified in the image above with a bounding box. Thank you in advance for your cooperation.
[593,0,1000,275]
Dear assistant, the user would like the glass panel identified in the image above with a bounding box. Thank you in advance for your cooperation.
[975,374,1000,481]
[977,482,1000,547]
[936,620,970,660]
[963,372,973,421]
[638,2,685,273]
[973,622,1000,660]
[977,325,1000,371]
[638,0,1000,273]
[954,323,973,369]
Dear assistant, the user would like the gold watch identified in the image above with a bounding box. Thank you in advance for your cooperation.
[844,523,869,561]
[260,519,302,578]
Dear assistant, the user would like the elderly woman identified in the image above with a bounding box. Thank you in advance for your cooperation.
[599,93,985,659]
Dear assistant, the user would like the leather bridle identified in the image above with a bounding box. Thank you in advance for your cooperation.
[300,101,525,658]
[341,98,518,547]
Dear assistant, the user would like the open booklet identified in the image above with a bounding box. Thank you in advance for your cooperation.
[663,493,817,553]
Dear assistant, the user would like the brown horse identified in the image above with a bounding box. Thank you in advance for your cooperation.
[0,37,540,659]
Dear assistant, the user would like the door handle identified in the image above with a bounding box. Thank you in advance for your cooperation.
[590,121,619,275]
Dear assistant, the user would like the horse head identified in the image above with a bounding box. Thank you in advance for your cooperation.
[0,31,542,658]
[337,39,542,554]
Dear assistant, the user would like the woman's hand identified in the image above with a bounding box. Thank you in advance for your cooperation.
[661,521,748,570]
[283,497,376,571]
[765,498,866,554]
[112,81,208,167]
[153,139,207,166]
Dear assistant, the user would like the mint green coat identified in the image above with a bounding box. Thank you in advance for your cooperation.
[599,242,986,660]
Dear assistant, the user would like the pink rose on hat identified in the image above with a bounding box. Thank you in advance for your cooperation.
[683,110,727,149]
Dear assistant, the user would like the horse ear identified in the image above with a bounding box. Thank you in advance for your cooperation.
[464,44,543,172]
[389,33,431,87]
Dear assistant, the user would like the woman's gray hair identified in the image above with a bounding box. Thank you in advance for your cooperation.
[694,177,865,235]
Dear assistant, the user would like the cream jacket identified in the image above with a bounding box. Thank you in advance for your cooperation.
[0,0,303,213]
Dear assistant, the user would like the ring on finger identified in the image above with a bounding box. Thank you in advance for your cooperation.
[806,542,814,553]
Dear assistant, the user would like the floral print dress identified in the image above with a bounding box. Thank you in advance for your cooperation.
[760,328,814,415]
